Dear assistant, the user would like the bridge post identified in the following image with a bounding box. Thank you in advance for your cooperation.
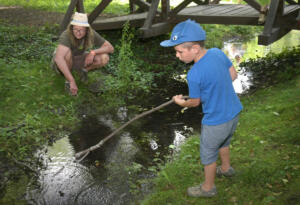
[60,0,79,34]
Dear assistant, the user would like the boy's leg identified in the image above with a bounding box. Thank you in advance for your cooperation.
[202,162,216,191]
[217,115,240,177]
[219,146,231,172]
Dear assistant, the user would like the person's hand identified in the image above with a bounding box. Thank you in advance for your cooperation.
[84,51,95,67]
[69,81,78,96]
[173,94,186,106]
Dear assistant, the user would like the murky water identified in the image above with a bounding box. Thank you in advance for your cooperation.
[26,29,300,205]
[26,102,200,204]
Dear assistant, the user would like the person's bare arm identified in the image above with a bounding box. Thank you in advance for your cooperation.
[173,95,200,107]
[229,66,238,81]
[54,44,78,95]
[85,41,114,67]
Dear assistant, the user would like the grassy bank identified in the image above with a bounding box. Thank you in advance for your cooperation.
[0,0,129,14]
[142,75,300,204]
[0,23,96,204]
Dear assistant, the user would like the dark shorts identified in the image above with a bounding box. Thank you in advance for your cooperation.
[200,114,240,165]
[51,50,87,74]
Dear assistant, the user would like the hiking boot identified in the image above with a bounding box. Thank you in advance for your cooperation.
[187,184,217,198]
[216,166,235,177]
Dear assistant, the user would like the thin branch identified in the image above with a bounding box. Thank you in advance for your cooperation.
[11,155,38,175]
[74,96,189,160]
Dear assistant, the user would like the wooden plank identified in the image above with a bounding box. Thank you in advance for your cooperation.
[88,0,112,24]
[211,5,244,15]
[224,6,255,16]
[141,0,160,29]
[171,14,260,25]
[181,4,216,14]
[92,12,152,30]
[184,5,238,15]
[243,0,261,12]
[169,0,193,16]
[60,0,79,34]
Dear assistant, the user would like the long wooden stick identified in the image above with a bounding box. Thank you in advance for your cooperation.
[75,96,189,161]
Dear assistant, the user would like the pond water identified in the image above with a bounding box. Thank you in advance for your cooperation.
[26,96,201,204]
[26,30,300,204]
[225,30,300,94]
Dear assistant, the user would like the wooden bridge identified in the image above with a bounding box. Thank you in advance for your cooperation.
[60,0,300,45]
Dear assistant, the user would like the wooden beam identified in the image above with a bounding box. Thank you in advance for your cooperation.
[139,22,171,38]
[88,0,112,24]
[258,26,292,45]
[243,0,261,12]
[92,12,150,30]
[211,0,221,4]
[169,0,193,17]
[131,0,153,12]
[285,0,297,4]
[161,0,170,20]
[193,0,209,5]
[60,0,79,34]
[257,0,296,45]
[141,0,160,29]
[76,0,85,12]
[129,0,137,13]
[261,0,283,36]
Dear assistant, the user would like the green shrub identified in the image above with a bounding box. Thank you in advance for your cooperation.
[100,22,154,109]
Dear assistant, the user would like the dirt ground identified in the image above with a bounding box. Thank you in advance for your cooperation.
[0,5,64,26]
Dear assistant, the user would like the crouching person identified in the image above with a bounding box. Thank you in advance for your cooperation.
[52,12,114,96]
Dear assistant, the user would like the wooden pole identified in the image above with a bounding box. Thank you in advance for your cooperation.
[59,0,79,34]
[75,96,189,161]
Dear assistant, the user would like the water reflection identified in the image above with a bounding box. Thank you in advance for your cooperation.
[26,137,115,205]
[223,30,300,94]
[27,102,198,204]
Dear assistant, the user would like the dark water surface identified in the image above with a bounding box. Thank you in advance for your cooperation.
[26,81,203,204]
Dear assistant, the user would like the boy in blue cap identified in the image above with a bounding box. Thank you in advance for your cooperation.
[160,19,242,197]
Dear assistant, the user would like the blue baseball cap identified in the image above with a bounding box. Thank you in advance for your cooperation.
[160,19,206,47]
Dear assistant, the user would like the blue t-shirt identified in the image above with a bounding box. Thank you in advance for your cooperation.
[187,48,243,125]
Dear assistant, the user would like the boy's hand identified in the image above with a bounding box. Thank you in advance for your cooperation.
[173,95,186,106]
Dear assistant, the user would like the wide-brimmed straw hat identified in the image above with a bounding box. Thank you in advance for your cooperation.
[70,12,90,27]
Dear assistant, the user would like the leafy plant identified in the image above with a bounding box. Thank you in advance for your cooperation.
[240,46,300,90]
[100,22,154,108]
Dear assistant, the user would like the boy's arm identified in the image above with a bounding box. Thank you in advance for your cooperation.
[229,66,237,81]
[173,95,200,107]
[54,44,78,95]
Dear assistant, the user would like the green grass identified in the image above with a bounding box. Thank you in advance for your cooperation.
[142,76,300,205]
[0,0,129,15]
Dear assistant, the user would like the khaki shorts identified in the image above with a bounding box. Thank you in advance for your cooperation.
[51,50,88,74]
